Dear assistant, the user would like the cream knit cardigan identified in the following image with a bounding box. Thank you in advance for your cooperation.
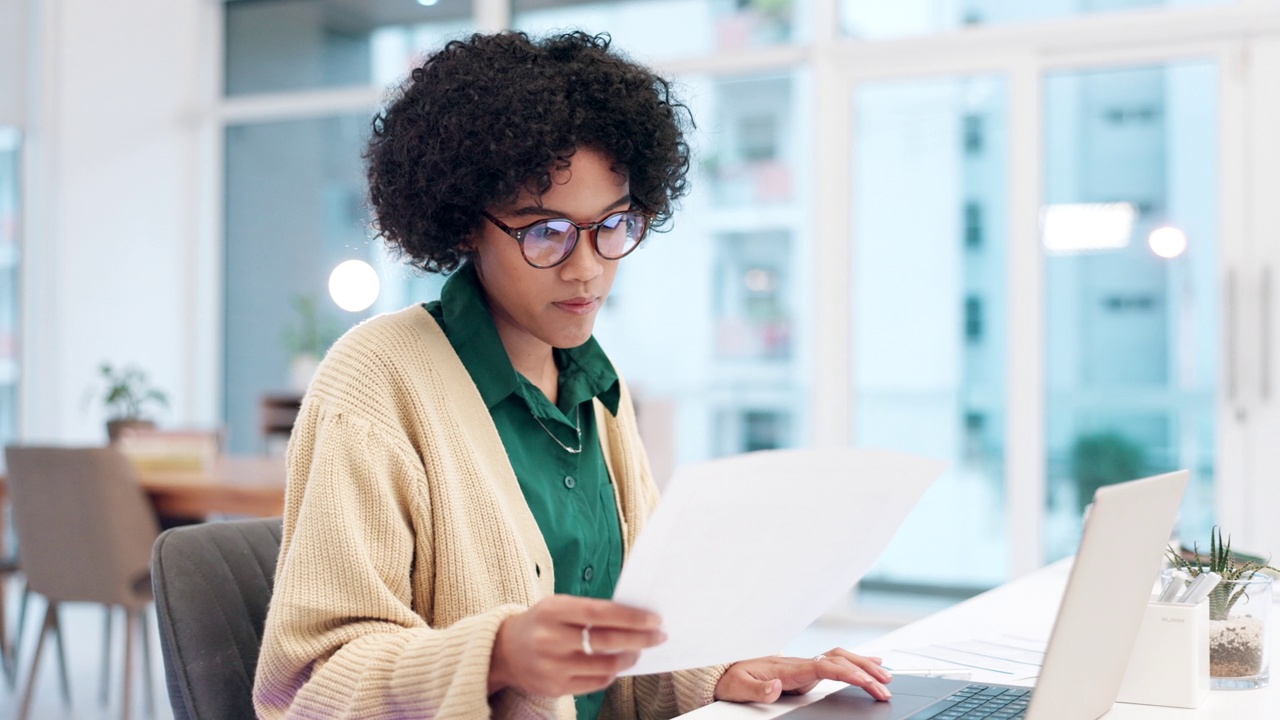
[253,306,723,719]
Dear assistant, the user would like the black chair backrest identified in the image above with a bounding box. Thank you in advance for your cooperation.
[151,517,282,720]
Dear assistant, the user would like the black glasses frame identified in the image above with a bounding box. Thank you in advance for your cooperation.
[480,208,651,269]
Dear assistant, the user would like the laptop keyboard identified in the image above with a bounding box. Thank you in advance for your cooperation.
[906,684,1030,720]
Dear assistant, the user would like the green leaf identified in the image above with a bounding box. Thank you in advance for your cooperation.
[96,362,168,420]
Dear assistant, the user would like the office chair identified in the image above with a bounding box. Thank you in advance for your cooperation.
[151,516,282,720]
[0,543,24,687]
[3,446,159,720]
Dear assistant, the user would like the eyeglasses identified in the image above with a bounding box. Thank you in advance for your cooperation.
[481,208,651,269]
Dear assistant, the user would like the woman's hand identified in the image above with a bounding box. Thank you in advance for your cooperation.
[489,595,667,697]
[714,648,893,704]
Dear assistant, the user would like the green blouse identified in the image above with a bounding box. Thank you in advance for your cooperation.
[425,263,624,720]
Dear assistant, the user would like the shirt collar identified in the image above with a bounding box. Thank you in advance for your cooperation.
[436,262,620,414]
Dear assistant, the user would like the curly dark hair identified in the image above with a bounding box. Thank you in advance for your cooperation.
[366,31,694,274]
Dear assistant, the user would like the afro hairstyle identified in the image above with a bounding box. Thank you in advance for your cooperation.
[365,30,694,274]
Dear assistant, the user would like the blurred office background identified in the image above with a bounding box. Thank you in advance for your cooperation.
[5,0,1280,619]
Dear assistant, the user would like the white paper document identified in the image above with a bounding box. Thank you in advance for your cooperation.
[613,447,944,676]
[880,635,1048,684]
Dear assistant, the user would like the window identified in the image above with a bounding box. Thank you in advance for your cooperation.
[1043,61,1219,560]
[840,0,1233,40]
[513,0,807,63]
[714,231,793,360]
[852,75,1009,591]
[708,76,796,206]
[596,70,811,472]
[224,0,475,95]
[223,115,375,453]
[0,127,18,445]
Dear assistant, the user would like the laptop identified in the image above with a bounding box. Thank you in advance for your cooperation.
[780,470,1189,720]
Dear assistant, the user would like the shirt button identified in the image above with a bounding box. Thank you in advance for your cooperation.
[583,565,594,582]
[563,476,576,489]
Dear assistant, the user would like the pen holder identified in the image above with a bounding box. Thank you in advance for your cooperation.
[1117,598,1209,709]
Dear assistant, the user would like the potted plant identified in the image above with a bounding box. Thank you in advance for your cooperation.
[1167,527,1277,688]
[98,363,169,442]
[282,295,341,391]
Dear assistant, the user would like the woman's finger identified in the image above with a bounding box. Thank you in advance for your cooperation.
[775,656,829,696]
[552,652,644,695]
[551,595,663,631]
[716,670,783,704]
[811,655,891,700]
[558,673,620,696]
[579,625,667,654]
[529,604,665,655]
[574,650,641,674]
[821,648,892,683]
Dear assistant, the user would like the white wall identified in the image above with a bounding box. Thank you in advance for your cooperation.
[22,0,220,442]
[0,0,26,127]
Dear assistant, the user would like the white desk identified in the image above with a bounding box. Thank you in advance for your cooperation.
[679,560,1278,718]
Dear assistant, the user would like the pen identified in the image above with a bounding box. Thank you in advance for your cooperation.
[1157,570,1189,602]
[886,668,974,680]
[1178,571,1221,605]
[1176,571,1216,604]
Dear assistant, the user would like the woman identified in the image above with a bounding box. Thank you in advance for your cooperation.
[253,30,893,719]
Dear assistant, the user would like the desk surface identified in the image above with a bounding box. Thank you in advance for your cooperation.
[0,454,287,519]
[680,560,1279,718]
[138,454,286,518]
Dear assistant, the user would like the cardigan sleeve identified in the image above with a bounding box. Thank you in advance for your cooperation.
[625,665,728,719]
[253,402,534,719]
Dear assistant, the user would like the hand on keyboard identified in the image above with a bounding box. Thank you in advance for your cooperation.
[714,647,894,704]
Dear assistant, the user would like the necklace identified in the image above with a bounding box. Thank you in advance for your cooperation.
[532,404,582,454]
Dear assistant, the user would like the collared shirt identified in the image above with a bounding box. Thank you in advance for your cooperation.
[425,263,623,720]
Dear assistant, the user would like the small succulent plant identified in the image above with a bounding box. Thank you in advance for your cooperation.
[1167,526,1277,620]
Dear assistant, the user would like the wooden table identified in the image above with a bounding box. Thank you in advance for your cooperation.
[0,454,287,519]
[138,454,287,519]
